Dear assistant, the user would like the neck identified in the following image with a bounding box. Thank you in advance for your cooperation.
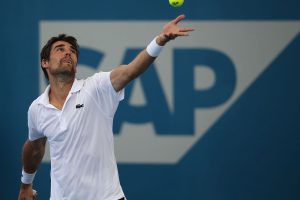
[49,75,75,109]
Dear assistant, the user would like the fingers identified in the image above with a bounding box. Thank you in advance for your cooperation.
[33,189,37,200]
[164,27,193,39]
[162,14,193,40]
[172,15,194,34]
[173,14,186,24]
[175,27,194,36]
[180,27,195,32]
[163,32,189,40]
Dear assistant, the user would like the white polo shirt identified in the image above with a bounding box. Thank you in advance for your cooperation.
[28,71,125,200]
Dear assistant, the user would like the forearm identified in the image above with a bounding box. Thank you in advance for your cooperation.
[111,35,167,91]
[125,34,169,77]
[18,139,44,199]
[22,138,46,173]
[127,49,156,79]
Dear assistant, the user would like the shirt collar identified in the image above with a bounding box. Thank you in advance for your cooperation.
[70,79,84,94]
[37,79,84,106]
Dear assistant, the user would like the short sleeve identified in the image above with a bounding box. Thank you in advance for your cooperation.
[28,103,44,141]
[88,71,124,118]
[99,71,124,102]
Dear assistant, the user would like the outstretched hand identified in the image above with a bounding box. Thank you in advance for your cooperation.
[157,14,194,45]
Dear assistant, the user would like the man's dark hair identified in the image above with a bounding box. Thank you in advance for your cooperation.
[40,34,80,80]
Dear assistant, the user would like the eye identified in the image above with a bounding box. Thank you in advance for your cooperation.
[57,47,65,52]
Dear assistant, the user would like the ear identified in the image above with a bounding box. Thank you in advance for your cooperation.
[41,59,48,69]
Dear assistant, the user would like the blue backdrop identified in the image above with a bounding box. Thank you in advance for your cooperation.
[1,0,300,199]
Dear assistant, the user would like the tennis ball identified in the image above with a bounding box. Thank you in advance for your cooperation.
[169,0,184,7]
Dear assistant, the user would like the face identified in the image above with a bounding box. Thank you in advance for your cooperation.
[42,41,78,80]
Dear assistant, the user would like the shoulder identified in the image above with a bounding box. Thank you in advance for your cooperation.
[83,71,112,88]
[28,94,43,114]
[87,71,110,81]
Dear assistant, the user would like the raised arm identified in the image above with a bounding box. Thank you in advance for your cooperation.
[110,14,194,92]
[18,137,47,200]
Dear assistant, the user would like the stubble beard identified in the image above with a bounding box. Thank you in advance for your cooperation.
[50,61,76,84]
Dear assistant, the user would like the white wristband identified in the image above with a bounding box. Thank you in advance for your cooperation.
[146,37,163,57]
[21,169,36,184]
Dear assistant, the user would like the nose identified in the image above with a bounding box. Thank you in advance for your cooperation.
[65,49,72,56]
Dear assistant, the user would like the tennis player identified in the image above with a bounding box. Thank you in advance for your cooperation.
[18,15,193,200]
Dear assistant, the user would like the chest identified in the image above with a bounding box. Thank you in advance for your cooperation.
[39,92,88,142]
